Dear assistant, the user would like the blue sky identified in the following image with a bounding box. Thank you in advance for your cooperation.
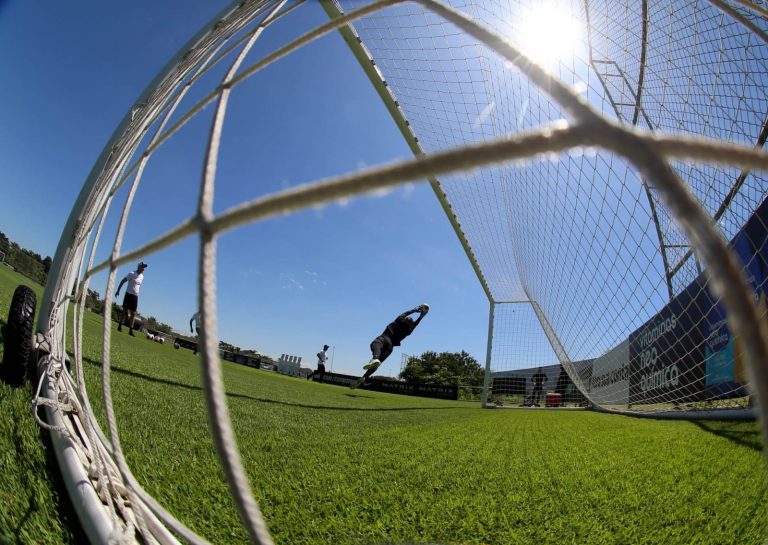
[0,1,490,376]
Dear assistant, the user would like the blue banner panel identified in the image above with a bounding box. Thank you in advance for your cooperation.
[626,195,768,404]
[703,196,768,398]
[628,276,708,404]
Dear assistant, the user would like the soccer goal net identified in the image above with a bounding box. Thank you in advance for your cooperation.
[330,0,768,416]
[29,0,768,543]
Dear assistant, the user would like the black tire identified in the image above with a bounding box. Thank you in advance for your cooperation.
[2,284,37,386]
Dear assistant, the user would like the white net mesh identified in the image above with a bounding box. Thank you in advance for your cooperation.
[339,0,768,414]
[32,0,768,543]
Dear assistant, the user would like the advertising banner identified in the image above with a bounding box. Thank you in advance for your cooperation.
[310,372,360,388]
[628,275,707,404]
[174,337,198,351]
[626,196,768,404]
[589,339,629,405]
[311,372,458,400]
[703,197,768,398]
[365,380,459,400]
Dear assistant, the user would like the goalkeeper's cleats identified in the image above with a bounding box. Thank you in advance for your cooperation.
[363,358,380,371]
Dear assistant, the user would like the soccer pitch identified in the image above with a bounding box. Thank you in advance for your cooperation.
[1,265,766,544]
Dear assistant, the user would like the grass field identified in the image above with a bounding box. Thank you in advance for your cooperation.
[1,264,767,545]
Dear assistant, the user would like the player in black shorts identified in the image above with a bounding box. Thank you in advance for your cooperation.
[350,304,429,389]
[115,261,147,337]
[308,344,329,383]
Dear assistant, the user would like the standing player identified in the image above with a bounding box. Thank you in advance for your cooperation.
[115,261,147,337]
[307,344,329,383]
[189,310,202,355]
[350,304,429,389]
[529,367,548,407]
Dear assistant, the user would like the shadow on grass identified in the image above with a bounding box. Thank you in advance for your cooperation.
[690,420,764,453]
[344,392,375,399]
[82,357,465,412]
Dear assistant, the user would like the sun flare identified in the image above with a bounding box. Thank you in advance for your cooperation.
[516,3,583,69]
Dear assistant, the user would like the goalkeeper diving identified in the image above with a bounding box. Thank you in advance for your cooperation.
[350,304,429,389]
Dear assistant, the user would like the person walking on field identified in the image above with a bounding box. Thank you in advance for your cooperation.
[308,344,329,383]
[189,310,202,355]
[115,261,147,337]
[350,304,429,389]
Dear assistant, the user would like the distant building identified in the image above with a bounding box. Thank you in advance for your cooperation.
[276,354,302,377]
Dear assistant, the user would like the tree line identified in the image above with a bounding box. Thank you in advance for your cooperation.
[399,350,484,388]
[0,231,52,285]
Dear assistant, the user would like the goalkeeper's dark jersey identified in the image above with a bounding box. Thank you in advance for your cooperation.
[382,316,416,346]
[532,372,548,388]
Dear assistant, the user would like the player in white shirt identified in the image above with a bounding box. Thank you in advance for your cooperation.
[115,261,147,337]
[189,311,203,355]
[307,344,329,383]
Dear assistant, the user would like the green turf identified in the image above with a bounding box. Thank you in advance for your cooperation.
[0,266,82,545]
[1,264,768,544]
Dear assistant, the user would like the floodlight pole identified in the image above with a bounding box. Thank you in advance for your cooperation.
[330,345,335,372]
